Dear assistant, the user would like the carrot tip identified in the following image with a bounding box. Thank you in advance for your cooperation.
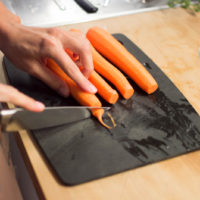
[108,92,119,104]
[107,112,116,128]
[146,84,158,94]
[97,112,116,129]
[123,88,134,99]
[92,108,116,129]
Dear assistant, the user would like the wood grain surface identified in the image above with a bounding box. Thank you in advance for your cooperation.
[1,7,200,200]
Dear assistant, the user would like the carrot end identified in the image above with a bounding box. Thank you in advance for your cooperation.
[122,88,134,99]
[146,84,158,94]
[92,108,116,129]
[108,92,119,104]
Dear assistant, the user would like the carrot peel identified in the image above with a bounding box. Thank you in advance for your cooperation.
[91,108,116,129]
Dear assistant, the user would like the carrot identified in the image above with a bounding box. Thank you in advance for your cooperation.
[65,51,119,104]
[68,29,133,99]
[46,58,115,129]
[65,48,79,61]
[89,71,119,104]
[91,46,134,99]
[65,29,119,104]
[86,27,158,94]
[78,66,119,104]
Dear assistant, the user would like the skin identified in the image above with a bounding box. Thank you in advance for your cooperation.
[0,3,97,112]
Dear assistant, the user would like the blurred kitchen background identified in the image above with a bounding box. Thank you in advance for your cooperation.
[1,0,169,27]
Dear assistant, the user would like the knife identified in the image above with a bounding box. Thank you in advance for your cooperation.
[0,106,108,132]
[74,0,98,13]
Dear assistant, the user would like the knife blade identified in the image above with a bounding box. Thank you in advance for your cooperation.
[0,106,109,132]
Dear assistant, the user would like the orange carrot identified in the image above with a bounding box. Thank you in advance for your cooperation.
[46,58,115,129]
[78,66,118,104]
[68,29,133,99]
[65,48,79,61]
[89,71,119,104]
[65,30,119,104]
[86,27,158,94]
[91,46,134,99]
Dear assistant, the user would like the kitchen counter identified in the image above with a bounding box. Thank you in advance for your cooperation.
[0,0,169,27]
[1,7,200,200]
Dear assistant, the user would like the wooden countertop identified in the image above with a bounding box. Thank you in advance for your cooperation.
[1,7,200,200]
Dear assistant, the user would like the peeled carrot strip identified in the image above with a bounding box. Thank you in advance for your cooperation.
[91,46,134,99]
[86,27,158,94]
[92,108,115,129]
[89,71,119,104]
[46,58,114,128]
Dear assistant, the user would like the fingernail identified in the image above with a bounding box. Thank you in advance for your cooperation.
[88,84,97,93]
[34,101,45,110]
[59,87,70,97]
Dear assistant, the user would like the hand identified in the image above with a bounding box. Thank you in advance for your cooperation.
[0,6,96,112]
[1,23,96,93]
[0,83,44,112]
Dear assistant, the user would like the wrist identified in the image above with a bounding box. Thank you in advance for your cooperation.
[0,3,21,51]
[0,21,12,51]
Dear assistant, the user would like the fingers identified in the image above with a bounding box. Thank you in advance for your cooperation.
[78,45,94,78]
[67,33,94,78]
[0,83,44,112]
[43,29,96,93]
[69,29,94,78]
[3,25,96,96]
[28,61,70,97]
[51,50,97,93]
[47,28,94,79]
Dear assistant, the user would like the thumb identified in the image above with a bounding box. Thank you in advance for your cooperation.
[0,83,45,112]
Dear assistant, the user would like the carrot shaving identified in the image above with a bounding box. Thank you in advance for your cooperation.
[107,112,116,128]
[91,108,116,129]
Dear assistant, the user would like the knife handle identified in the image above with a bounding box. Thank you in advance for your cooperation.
[74,0,98,13]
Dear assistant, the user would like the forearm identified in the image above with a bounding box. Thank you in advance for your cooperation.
[0,2,20,24]
[0,2,20,51]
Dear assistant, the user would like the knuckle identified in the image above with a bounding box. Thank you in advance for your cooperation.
[78,40,91,55]
[39,36,58,55]
[47,27,62,37]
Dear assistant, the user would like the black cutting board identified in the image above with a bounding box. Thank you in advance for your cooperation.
[3,34,200,186]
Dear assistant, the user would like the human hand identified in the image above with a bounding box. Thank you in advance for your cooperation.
[1,23,96,94]
[0,14,96,111]
[0,83,44,112]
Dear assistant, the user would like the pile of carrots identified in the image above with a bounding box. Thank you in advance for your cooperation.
[46,27,158,128]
